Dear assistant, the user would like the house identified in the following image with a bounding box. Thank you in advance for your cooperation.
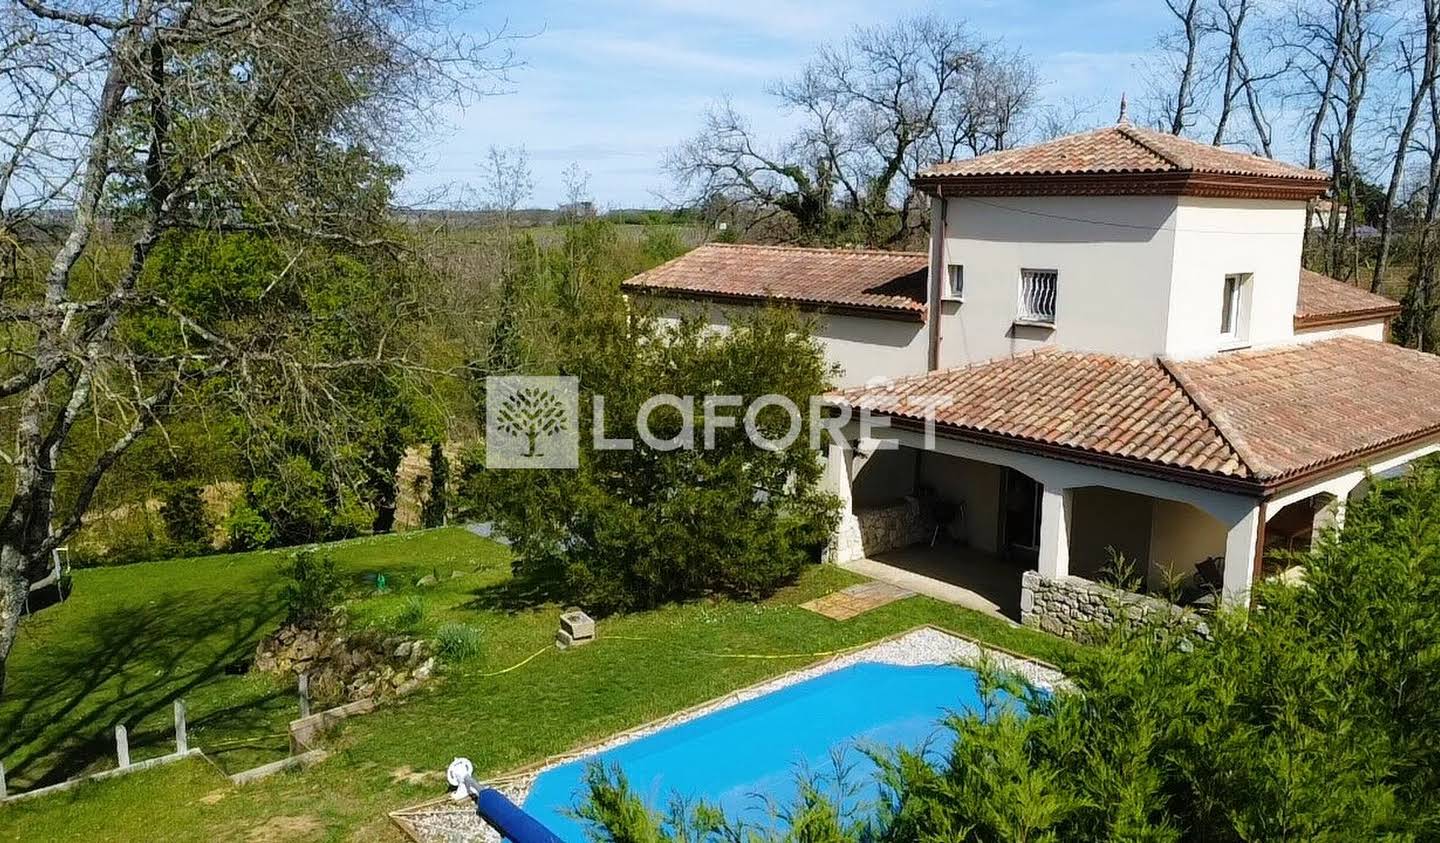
[622,120,1437,625]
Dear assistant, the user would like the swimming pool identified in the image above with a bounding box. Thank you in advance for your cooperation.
[521,661,985,840]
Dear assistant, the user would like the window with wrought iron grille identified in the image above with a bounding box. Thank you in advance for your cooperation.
[1017,269,1057,324]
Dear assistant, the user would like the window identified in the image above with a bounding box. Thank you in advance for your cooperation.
[1221,273,1250,342]
[945,264,964,300]
[1017,269,1058,324]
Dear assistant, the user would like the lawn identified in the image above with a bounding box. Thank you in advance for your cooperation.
[0,528,1072,842]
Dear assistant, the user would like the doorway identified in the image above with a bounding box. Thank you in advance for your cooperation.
[1001,468,1041,564]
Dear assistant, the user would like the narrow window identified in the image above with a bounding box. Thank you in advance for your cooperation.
[1221,273,1248,340]
[1018,269,1058,324]
[946,264,964,299]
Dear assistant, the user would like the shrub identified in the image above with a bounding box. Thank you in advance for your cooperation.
[435,623,483,661]
[394,595,426,629]
[278,550,344,627]
[160,480,212,554]
[464,297,839,614]
[224,502,274,551]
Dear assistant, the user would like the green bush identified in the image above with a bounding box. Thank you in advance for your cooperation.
[394,595,426,629]
[159,480,212,554]
[435,623,483,661]
[278,550,344,628]
[581,460,1440,840]
[227,456,372,550]
[224,503,274,551]
[464,294,839,614]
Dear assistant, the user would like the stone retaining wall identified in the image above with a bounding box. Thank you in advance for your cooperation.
[1020,570,1210,641]
[827,497,935,564]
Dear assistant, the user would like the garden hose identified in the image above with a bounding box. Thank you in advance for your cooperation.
[477,645,553,677]
[475,634,866,679]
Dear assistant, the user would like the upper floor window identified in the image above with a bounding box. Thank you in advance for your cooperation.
[1221,272,1251,343]
[945,264,964,300]
[1017,268,1058,324]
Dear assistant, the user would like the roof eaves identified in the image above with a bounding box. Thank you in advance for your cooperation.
[623,283,926,323]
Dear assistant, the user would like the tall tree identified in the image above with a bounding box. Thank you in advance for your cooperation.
[1154,0,1208,135]
[0,0,511,697]
[668,14,1041,246]
[1212,0,1251,144]
[1374,0,1440,293]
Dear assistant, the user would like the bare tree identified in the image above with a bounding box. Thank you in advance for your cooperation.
[1212,0,1250,143]
[0,0,513,697]
[1152,0,1209,134]
[482,146,534,228]
[1375,0,1440,292]
[668,14,1041,246]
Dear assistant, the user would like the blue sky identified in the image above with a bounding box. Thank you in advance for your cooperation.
[404,0,1174,208]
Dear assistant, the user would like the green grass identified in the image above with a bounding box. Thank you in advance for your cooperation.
[0,528,1073,842]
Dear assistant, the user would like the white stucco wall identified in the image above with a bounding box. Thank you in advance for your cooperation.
[916,451,1005,552]
[851,446,915,506]
[1148,498,1227,587]
[1069,487,1154,580]
[935,194,1310,365]
[1292,319,1387,343]
[1164,198,1307,358]
[644,299,927,387]
[936,196,1180,366]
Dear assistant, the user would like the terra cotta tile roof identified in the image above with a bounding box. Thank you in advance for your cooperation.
[832,337,1440,486]
[917,123,1326,183]
[1295,269,1401,327]
[621,243,927,319]
[1165,337,1440,481]
[832,349,1248,479]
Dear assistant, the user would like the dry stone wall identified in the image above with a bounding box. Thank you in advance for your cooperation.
[1021,570,1211,641]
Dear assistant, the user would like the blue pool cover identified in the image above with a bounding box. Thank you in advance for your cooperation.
[521,661,985,841]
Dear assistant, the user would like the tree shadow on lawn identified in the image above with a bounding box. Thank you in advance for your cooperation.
[462,572,567,615]
[0,592,283,788]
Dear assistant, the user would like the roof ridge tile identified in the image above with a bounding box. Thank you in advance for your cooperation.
[1115,125,1183,170]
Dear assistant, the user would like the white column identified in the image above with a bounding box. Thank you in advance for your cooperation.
[1221,503,1263,607]
[822,441,864,563]
[1037,485,1072,579]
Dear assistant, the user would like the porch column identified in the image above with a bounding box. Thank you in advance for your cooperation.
[1037,485,1072,579]
[1221,503,1263,607]
[821,440,864,563]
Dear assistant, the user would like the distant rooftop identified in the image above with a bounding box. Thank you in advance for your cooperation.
[621,243,927,321]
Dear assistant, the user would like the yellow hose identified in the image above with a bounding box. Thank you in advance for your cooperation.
[477,644,553,677]
[475,635,863,678]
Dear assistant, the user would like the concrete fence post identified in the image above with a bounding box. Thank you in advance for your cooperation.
[1,761,8,799]
[298,674,311,719]
[174,699,188,754]
[115,725,130,768]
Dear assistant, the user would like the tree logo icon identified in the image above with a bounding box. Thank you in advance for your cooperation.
[485,376,579,469]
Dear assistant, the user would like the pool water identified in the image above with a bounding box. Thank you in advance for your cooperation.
[521,662,983,841]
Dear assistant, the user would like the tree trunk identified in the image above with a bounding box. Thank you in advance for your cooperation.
[1213,0,1248,146]
[1304,5,1350,237]
[1374,0,1440,293]
[1169,0,1202,135]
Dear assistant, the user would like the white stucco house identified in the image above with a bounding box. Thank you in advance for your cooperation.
[622,119,1439,626]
